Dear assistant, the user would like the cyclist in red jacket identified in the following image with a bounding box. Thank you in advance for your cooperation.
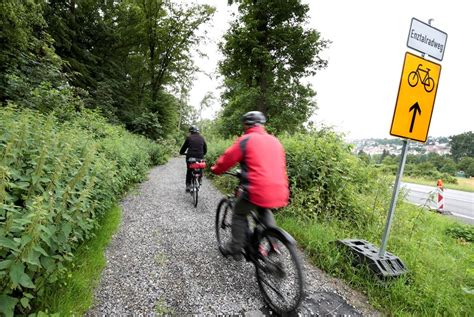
[211,111,289,259]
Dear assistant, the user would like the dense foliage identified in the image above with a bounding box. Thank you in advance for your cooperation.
[218,0,329,136]
[376,152,459,182]
[0,0,65,108]
[0,107,169,315]
[1,0,214,139]
[450,131,474,162]
[206,129,391,224]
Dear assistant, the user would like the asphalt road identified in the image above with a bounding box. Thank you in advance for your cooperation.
[401,182,474,224]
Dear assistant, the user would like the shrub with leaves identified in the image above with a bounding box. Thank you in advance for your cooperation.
[205,130,390,225]
[446,224,474,242]
[0,106,168,315]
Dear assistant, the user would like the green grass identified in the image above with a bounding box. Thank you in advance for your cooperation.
[402,176,474,192]
[38,205,122,315]
[276,203,474,316]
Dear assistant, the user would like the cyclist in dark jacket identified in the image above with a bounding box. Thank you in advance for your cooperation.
[180,125,207,191]
[211,111,289,259]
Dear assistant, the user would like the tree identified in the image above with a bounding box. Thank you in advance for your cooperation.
[198,91,216,122]
[467,162,474,177]
[44,0,127,120]
[1,0,215,139]
[357,150,370,164]
[218,0,328,136]
[440,160,457,175]
[379,149,390,164]
[116,0,214,137]
[458,157,474,177]
[0,0,64,107]
[450,131,474,162]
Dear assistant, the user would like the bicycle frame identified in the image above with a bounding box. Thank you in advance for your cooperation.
[415,64,431,83]
[224,172,296,262]
[216,171,304,314]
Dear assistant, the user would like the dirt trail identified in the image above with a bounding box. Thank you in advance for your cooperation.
[87,157,380,316]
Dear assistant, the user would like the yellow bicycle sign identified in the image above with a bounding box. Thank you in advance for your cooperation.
[390,52,441,143]
[408,64,435,92]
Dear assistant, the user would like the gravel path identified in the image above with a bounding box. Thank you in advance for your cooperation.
[87,158,380,316]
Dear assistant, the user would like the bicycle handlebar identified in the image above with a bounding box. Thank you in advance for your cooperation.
[224,171,241,177]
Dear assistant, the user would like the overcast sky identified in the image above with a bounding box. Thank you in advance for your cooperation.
[190,0,473,140]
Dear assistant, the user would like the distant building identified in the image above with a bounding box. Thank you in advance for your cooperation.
[352,138,451,156]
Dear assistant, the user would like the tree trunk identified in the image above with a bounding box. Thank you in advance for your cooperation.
[255,6,268,115]
[150,44,157,102]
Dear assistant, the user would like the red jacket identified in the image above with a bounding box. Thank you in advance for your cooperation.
[211,126,289,208]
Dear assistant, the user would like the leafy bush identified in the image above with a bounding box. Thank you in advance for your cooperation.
[446,224,474,242]
[131,112,163,140]
[0,107,168,315]
[206,130,390,226]
[280,131,389,223]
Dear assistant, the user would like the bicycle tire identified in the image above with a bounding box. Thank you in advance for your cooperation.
[191,178,198,207]
[255,228,304,314]
[215,198,233,255]
[408,71,418,87]
[424,77,435,92]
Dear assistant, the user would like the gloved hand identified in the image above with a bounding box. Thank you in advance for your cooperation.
[210,165,217,174]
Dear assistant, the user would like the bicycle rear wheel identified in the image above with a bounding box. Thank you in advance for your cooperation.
[215,198,233,255]
[255,229,304,314]
[191,177,198,207]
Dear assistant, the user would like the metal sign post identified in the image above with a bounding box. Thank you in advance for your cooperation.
[379,139,409,257]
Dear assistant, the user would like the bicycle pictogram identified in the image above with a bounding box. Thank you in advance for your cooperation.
[408,63,435,92]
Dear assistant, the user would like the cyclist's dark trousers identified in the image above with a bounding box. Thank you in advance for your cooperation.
[231,197,276,252]
[185,163,192,186]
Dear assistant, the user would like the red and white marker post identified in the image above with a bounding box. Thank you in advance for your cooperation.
[437,179,444,212]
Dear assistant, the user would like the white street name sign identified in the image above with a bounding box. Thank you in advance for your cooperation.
[407,18,447,61]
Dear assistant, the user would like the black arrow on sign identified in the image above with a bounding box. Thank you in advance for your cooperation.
[409,102,422,133]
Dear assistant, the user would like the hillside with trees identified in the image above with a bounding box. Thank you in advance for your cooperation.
[354,132,474,179]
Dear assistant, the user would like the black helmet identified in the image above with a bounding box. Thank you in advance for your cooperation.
[241,111,266,126]
[189,125,199,133]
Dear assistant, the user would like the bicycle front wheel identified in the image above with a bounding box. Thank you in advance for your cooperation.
[255,228,304,314]
[215,198,233,255]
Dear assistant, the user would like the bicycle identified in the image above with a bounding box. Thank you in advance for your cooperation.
[215,171,304,314]
[188,158,206,208]
[408,63,435,92]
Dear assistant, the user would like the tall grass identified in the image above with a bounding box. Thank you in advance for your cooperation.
[277,203,473,316]
[38,205,121,315]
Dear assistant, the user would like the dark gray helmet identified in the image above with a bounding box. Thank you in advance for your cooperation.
[189,125,199,133]
[241,111,266,126]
